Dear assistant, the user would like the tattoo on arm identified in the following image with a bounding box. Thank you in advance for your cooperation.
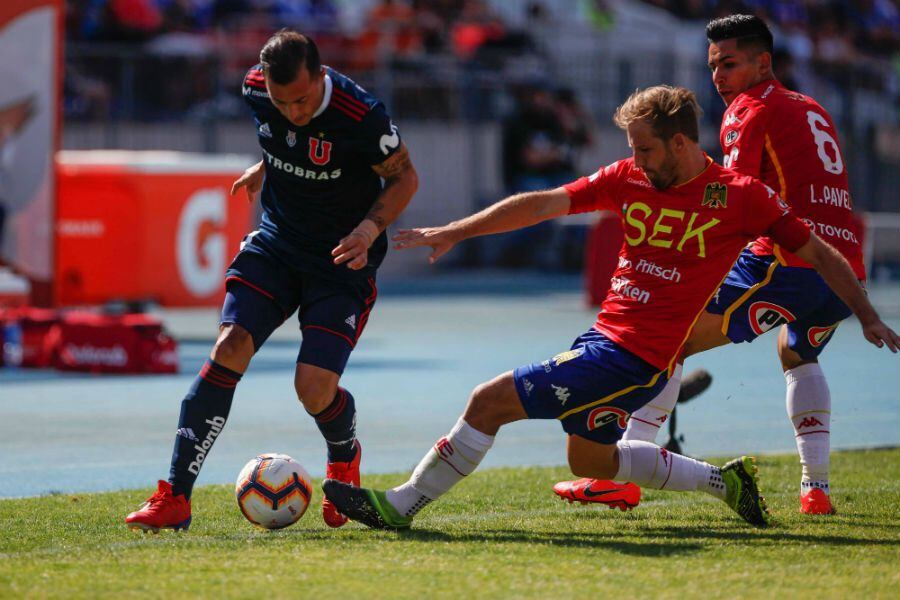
[372,145,412,180]
[365,201,387,230]
[366,143,416,231]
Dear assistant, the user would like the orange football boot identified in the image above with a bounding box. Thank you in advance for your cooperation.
[800,488,835,515]
[125,480,191,533]
[322,440,362,527]
[552,478,641,511]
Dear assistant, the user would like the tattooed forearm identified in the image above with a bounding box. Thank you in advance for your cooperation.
[372,145,412,180]
[365,143,418,231]
[365,201,388,229]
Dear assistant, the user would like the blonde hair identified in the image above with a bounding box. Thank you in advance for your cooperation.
[613,85,702,142]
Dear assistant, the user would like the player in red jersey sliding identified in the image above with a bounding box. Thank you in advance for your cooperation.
[321,85,898,530]
[554,14,878,515]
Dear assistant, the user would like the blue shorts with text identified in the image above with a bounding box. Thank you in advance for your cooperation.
[220,236,377,375]
[513,329,669,444]
[706,249,851,360]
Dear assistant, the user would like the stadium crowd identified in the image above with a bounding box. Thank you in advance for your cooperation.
[63,0,899,121]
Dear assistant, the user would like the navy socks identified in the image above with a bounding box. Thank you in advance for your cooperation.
[311,387,358,463]
[169,360,242,499]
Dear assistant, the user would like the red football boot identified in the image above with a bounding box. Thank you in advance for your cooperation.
[800,488,836,515]
[322,440,362,527]
[125,480,192,533]
[552,478,642,511]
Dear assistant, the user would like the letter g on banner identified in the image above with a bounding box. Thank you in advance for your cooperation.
[177,188,226,297]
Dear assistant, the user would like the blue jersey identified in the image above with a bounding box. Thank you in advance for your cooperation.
[242,65,402,281]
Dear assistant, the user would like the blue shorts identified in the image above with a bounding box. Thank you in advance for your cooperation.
[221,237,377,375]
[706,249,851,360]
[513,329,669,444]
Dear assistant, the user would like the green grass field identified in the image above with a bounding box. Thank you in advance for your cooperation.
[2,448,898,599]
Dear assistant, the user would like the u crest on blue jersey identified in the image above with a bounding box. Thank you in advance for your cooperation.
[286,130,297,147]
[308,137,333,166]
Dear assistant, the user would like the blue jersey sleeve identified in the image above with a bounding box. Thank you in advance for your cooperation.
[358,104,402,166]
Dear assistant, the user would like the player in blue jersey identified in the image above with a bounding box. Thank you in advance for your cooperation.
[126,29,418,532]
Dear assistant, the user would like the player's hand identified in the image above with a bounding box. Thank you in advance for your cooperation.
[230,160,265,203]
[332,219,379,270]
[861,318,900,353]
[393,227,459,264]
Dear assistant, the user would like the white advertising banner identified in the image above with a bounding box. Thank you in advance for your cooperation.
[0,0,59,287]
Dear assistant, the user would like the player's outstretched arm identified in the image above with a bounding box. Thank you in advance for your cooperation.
[332,143,419,270]
[392,187,572,264]
[230,160,265,203]
[794,234,900,352]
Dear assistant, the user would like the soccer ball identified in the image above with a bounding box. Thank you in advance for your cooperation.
[235,453,313,529]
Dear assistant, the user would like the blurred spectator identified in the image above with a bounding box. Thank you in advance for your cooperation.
[270,0,340,35]
[554,87,595,153]
[451,0,507,59]
[63,65,112,120]
[412,0,453,53]
[353,0,423,70]
[487,82,579,268]
[502,82,575,193]
[96,0,164,42]
[772,47,800,93]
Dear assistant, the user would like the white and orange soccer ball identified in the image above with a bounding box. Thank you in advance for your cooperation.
[235,453,313,529]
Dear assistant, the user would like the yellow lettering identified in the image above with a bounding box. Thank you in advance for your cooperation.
[624,202,652,246]
[677,213,720,258]
[647,208,685,248]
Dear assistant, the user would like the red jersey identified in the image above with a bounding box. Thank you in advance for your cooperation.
[565,157,810,371]
[720,79,866,279]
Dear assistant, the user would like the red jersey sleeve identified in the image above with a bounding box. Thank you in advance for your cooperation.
[564,161,623,215]
[741,180,810,252]
[724,104,766,177]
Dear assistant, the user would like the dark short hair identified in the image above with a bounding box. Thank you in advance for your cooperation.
[259,29,321,85]
[614,85,701,142]
[706,14,774,56]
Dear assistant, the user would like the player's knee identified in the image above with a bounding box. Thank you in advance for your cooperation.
[465,381,493,416]
[211,324,254,370]
[463,379,507,433]
[294,374,337,413]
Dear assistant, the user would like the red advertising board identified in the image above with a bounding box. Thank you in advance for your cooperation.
[55,151,255,306]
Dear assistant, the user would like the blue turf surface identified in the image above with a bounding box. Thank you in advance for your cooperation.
[1,274,898,498]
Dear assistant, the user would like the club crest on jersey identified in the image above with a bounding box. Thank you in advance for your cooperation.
[807,324,838,347]
[749,301,796,335]
[286,130,297,147]
[308,136,333,165]
[586,407,629,431]
[702,182,728,209]
[724,129,739,146]
[552,348,584,366]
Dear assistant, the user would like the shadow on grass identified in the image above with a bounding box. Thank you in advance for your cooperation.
[395,527,703,556]
[629,525,900,546]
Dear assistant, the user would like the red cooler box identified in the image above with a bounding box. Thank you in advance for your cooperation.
[55,151,256,307]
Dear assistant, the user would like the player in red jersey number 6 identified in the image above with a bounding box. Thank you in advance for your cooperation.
[554,15,886,516]
[322,85,898,531]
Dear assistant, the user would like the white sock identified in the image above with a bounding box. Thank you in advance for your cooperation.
[386,418,494,517]
[623,363,683,443]
[615,439,726,500]
[785,363,831,495]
